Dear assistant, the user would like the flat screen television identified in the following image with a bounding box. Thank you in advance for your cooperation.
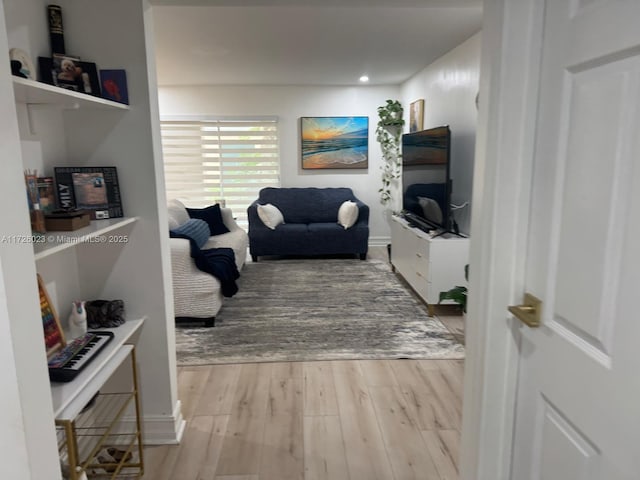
[401,125,451,233]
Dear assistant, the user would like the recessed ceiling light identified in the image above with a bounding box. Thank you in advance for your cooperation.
[359,75,369,83]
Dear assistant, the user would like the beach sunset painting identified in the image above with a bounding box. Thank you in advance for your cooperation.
[301,117,368,169]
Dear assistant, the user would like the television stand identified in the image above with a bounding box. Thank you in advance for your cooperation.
[390,215,469,313]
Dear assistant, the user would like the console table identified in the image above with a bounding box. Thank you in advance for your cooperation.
[390,215,469,314]
[52,319,145,480]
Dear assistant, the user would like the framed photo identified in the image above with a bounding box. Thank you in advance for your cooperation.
[99,69,129,104]
[54,166,124,220]
[38,56,56,85]
[301,116,368,170]
[37,56,100,97]
[77,61,101,97]
[410,99,425,133]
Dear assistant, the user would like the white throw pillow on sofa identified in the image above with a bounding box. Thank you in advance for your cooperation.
[337,200,359,229]
[257,203,285,230]
[167,199,190,230]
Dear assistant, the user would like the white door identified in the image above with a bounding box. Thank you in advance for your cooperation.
[510,1,640,478]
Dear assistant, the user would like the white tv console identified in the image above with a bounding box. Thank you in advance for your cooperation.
[390,215,469,314]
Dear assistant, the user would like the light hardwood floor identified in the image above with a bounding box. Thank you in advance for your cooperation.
[145,248,465,479]
[144,359,463,480]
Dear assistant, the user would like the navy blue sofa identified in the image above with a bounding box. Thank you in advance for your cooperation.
[247,187,369,261]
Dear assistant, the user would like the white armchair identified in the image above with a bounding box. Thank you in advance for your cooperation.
[167,199,248,326]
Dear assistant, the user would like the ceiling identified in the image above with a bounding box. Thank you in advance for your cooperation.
[150,0,482,87]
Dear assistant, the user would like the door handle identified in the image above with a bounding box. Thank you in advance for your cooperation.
[508,293,542,328]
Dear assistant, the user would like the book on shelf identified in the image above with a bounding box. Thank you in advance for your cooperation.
[37,176,56,214]
[54,166,123,220]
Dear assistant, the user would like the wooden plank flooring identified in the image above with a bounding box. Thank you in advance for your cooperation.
[145,248,465,479]
[144,358,464,480]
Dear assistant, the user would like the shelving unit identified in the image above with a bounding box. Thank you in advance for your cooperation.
[2,1,181,477]
[34,217,138,261]
[52,320,145,480]
[55,343,144,480]
[51,319,144,417]
[12,77,129,110]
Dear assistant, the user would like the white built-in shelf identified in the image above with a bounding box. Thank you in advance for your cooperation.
[34,216,138,261]
[51,317,145,420]
[12,76,129,110]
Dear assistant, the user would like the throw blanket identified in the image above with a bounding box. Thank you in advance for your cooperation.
[193,248,240,297]
[170,225,240,297]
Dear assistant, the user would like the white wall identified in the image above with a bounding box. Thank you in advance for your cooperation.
[401,33,481,235]
[158,85,400,244]
[157,35,481,240]
[0,1,61,476]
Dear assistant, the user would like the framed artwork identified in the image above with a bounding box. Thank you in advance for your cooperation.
[410,99,425,133]
[99,69,129,104]
[301,116,368,169]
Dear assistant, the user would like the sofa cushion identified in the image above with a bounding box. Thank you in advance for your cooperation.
[337,200,359,229]
[167,199,190,230]
[186,204,230,236]
[170,218,210,249]
[257,203,285,230]
[258,187,357,224]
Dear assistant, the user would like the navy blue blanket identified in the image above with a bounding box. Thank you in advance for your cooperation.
[193,247,239,297]
[170,229,240,297]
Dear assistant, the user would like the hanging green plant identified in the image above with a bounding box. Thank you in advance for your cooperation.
[376,99,404,207]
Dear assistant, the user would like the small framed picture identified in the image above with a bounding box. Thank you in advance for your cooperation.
[53,54,82,91]
[37,56,100,97]
[410,99,425,133]
[77,61,101,97]
[99,69,129,105]
[38,56,56,85]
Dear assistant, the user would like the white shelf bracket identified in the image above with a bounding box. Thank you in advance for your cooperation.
[26,103,37,135]
[24,102,75,135]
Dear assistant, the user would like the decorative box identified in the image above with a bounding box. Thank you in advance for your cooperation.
[45,210,91,231]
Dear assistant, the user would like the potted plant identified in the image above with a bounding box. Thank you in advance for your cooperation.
[439,264,469,313]
[376,99,405,209]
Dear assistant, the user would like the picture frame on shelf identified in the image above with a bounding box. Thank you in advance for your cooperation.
[37,56,101,97]
[54,166,124,220]
[300,116,369,170]
[77,61,101,97]
[99,69,129,104]
[38,56,56,85]
[52,54,82,91]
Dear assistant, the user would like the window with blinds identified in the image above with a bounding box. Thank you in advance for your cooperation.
[160,117,280,227]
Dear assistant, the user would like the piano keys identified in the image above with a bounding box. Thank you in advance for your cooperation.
[48,331,114,382]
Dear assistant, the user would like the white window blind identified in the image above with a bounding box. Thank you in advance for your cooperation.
[160,117,280,227]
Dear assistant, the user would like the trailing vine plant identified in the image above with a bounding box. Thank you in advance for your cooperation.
[376,99,405,208]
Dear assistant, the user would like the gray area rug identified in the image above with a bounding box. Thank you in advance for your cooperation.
[175,259,465,365]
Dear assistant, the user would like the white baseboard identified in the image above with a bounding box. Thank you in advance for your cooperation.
[369,236,391,247]
[141,400,186,445]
